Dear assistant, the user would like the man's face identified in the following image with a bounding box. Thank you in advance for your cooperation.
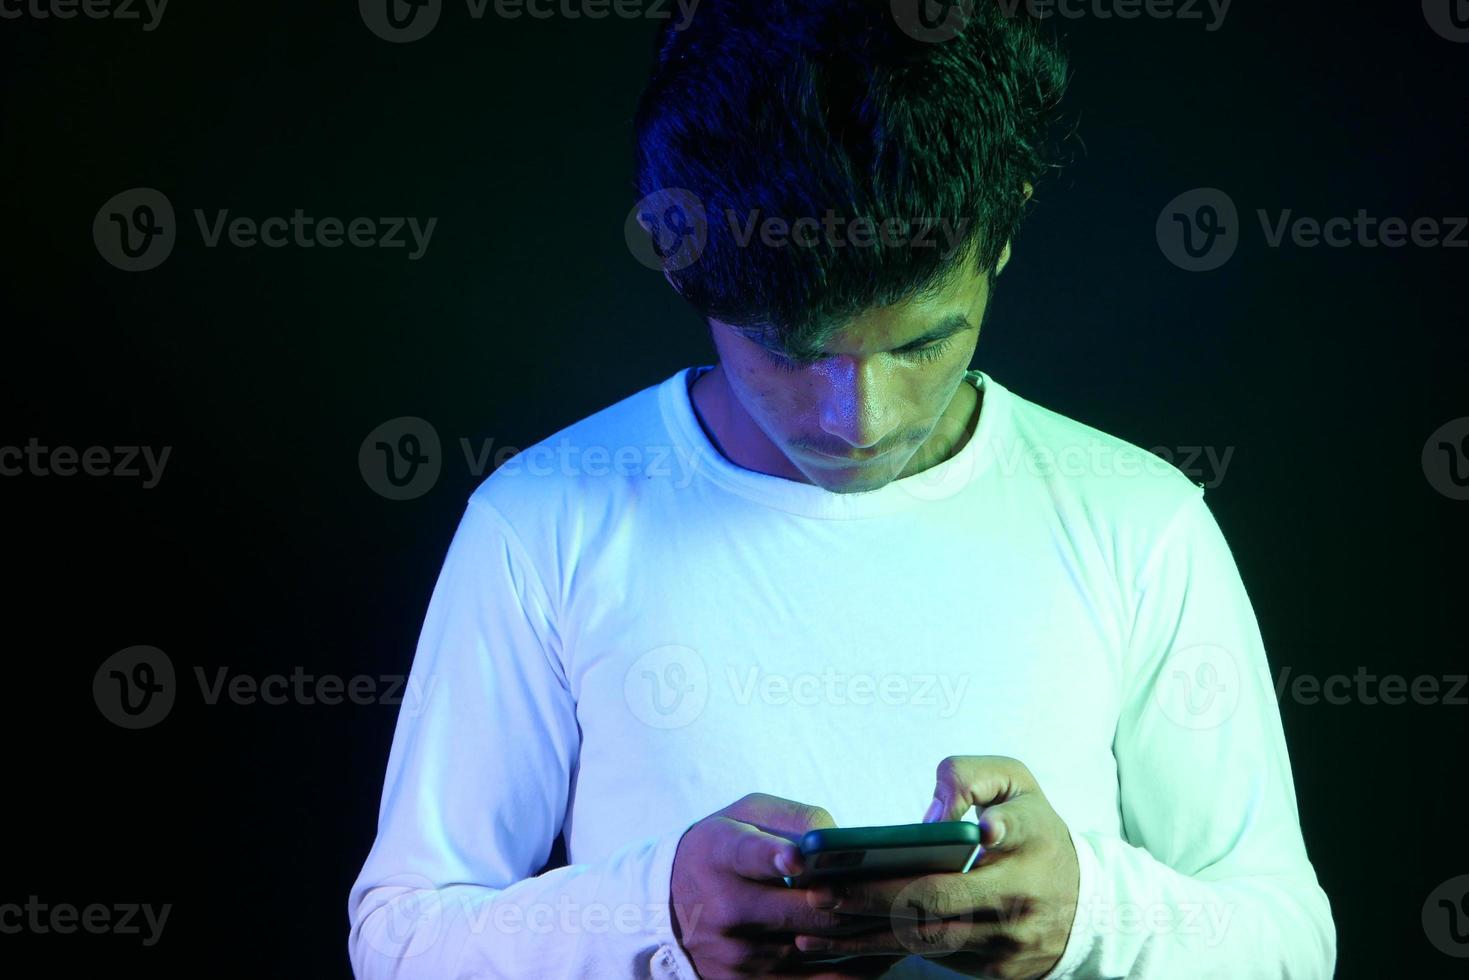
[704,255,1001,493]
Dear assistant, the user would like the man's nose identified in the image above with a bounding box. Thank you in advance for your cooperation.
[816,357,898,451]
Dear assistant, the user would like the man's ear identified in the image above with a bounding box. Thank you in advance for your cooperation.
[995,182,1035,277]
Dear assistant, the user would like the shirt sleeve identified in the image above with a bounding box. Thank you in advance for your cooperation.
[346,496,701,979]
[1042,491,1337,979]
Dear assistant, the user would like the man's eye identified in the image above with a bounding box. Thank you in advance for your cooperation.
[763,338,953,372]
[898,338,954,363]
[762,348,806,373]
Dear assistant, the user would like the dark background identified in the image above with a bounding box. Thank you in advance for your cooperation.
[2,1,1465,976]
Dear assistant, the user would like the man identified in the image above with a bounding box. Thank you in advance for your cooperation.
[348,2,1336,977]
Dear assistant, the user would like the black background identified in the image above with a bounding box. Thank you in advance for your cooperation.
[2,1,1466,976]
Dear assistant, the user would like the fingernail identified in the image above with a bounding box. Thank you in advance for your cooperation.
[923,797,944,823]
[809,887,839,910]
[775,850,794,876]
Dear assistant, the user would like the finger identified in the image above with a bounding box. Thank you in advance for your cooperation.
[722,929,902,978]
[767,953,910,979]
[922,755,1035,824]
[795,917,998,958]
[722,792,838,840]
[743,881,890,936]
[819,870,1007,919]
[967,794,1035,854]
[724,818,806,882]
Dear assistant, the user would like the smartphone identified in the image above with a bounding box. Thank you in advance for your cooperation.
[782,820,983,888]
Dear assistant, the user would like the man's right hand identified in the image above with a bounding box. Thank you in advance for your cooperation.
[669,793,904,979]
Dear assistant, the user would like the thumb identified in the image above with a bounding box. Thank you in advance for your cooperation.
[721,792,836,840]
[724,819,805,882]
[921,755,1034,825]
[718,793,836,881]
[966,796,1031,853]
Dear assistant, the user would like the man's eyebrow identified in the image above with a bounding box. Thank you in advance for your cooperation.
[894,313,974,349]
[738,313,973,357]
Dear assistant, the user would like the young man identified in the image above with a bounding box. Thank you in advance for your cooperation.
[348,3,1336,977]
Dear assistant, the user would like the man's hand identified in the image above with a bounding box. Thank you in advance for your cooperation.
[789,757,1081,980]
[670,793,906,979]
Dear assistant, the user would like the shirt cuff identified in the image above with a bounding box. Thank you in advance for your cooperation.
[1038,824,1102,980]
[646,821,701,980]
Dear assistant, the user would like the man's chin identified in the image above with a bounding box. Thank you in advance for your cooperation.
[799,456,908,494]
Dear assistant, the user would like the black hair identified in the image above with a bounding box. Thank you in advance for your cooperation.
[632,0,1073,360]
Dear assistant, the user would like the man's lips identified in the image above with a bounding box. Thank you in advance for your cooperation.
[803,445,893,464]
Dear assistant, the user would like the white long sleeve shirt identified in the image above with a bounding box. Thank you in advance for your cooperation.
[347,365,1336,979]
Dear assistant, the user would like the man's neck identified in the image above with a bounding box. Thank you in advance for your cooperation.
[899,373,981,480]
